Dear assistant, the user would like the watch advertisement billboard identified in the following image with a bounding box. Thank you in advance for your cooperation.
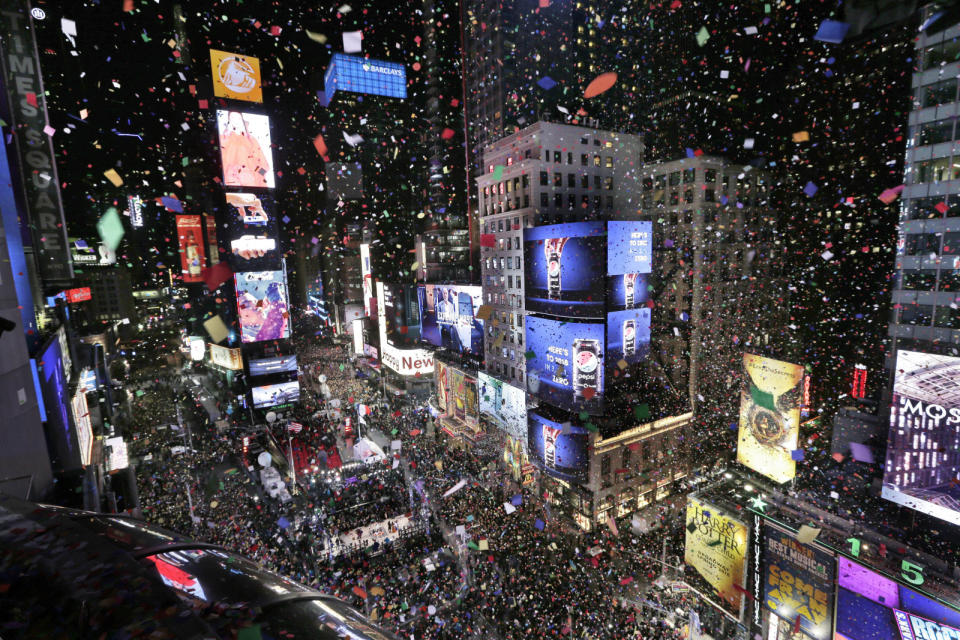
[684,496,749,621]
[835,556,960,640]
[478,372,528,449]
[234,270,290,343]
[737,354,804,484]
[606,307,651,370]
[884,350,960,526]
[216,110,275,189]
[210,49,263,103]
[252,380,300,408]
[527,412,590,483]
[324,53,407,103]
[176,215,206,283]
[249,355,298,377]
[525,315,604,413]
[208,344,243,370]
[763,526,835,640]
[524,221,606,317]
[418,284,484,356]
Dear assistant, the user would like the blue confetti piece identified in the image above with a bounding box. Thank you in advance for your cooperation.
[537,76,557,90]
[803,181,818,197]
[814,20,850,44]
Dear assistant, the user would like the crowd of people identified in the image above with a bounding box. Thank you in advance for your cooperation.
[126,335,706,640]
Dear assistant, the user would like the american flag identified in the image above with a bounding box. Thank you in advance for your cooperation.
[287,422,303,433]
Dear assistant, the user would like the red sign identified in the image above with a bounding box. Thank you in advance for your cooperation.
[852,365,868,399]
[205,215,220,265]
[176,215,206,283]
[65,287,91,303]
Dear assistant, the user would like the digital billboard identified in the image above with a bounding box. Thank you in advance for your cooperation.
[684,496,749,620]
[360,243,373,317]
[249,355,298,377]
[230,235,277,261]
[70,390,93,467]
[525,315,604,413]
[606,307,651,370]
[252,380,300,408]
[418,284,484,356]
[210,49,263,103]
[478,372,528,449]
[324,53,407,103]
[205,216,220,266]
[435,361,448,412]
[607,272,650,311]
[376,282,434,377]
[607,220,653,275]
[176,215,206,283]
[38,335,76,469]
[763,526,835,640]
[188,336,206,361]
[216,110,275,188]
[835,556,960,640]
[737,354,804,484]
[225,192,271,227]
[527,412,590,483]
[234,270,290,343]
[524,221,606,317]
[208,344,243,370]
[436,364,480,433]
[884,350,960,526]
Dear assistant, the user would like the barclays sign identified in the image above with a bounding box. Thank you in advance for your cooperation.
[324,53,407,103]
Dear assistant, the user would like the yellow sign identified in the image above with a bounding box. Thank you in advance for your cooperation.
[210,49,262,102]
[684,497,748,620]
[737,354,804,483]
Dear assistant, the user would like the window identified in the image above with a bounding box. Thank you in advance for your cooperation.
[915,119,955,146]
[498,219,504,232]
[705,169,717,183]
[554,193,563,208]
[593,154,601,167]
[568,173,576,188]
[669,191,679,205]
[683,168,696,184]
[601,454,611,476]
[901,269,937,290]
[580,136,588,144]
[921,78,958,108]
[567,152,573,164]
[684,189,694,204]
[923,39,960,70]
[623,447,632,469]
[522,174,529,188]
[568,193,576,209]
[606,196,613,209]
[580,174,589,188]
[554,173,563,187]
[541,192,549,206]
[901,304,933,326]
[508,275,513,288]
[540,171,548,186]
[905,233,941,255]
[914,157,960,184]
[604,177,613,190]
[581,153,588,166]
[669,171,681,187]
[704,189,715,202]
[605,156,613,168]
[544,149,550,162]
[594,175,602,189]
[554,150,561,163]
[514,236,520,249]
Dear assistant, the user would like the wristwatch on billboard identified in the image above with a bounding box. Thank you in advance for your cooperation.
[744,377,802,445]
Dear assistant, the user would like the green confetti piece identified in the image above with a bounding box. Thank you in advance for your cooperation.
[696,26,710,46]
[633,404,650,421]
[585,422,597,432]
[237,624,262,640]
[524,350,536,360]
[96,207,125,251]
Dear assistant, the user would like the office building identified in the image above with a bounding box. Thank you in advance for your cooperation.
[476,122,643,387]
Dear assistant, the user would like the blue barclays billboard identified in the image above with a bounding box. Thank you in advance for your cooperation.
[324,54,407,103]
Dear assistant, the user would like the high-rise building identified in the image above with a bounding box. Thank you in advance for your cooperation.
[476,121,643,387]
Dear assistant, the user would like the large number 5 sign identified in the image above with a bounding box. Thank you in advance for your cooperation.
[847,537,925,586]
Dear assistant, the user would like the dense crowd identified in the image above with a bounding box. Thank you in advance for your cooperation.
[128,337,707,640]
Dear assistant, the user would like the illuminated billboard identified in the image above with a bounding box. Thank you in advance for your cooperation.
[684,496,748,620]
[234,270,290,343]
[763,526,834,640]
[249,355,298,377]
[436,363,480,434]
[435,361,448,412]
[836,556,960,640]
[65,287,92,303]
[360,243,373,317]
[252,380,300,408]
[205,216,220,266]
[376,282,434,377]
[607,220,653,275]
[210,49,262,103]
[524,221,606,317]
[606,307,651,371]
[128,195,144,228]
[71,390,93,467]
[352,319,364,355]
[478,372,528,449]
[525,315,604,413]
[225,192,271,227]
[737,354,804,484]
[884,350,960,526]
[418,284,484,356]
[188,336,206,361]
[176,215,206,283]
[527,412,590,483]
[38,334,77,469]
[324,53,407,103]
[208,343,243,370]
[216,110,275,188]
[230,235,277,261]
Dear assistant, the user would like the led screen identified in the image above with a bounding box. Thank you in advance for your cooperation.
[324,53,407,102]
[225,192,271,227]
[71,390,93,467]
[835,556,960,640]
[684,496,748,620]
[763,527,834,640]
[606,307,651,370]
[607,272,650,311]
[737,354,804,484]
[436,363,480,432]
[249,355,298,377]
[208,344,243,370]
[360,243,373,317]
[607,221,653,275]
[216,110,275,188]
[210,49,262,103]
[252,380,300,408]
[524,222,606,317]
[478,372,528,449]
[205,216,220,266]
[418,284,484,356]
[39,336,76,469]
[527,412,589,483]
[234,270,290,343]
[883,350,960,526]
[525,315,604,413]
[176,215,206,283]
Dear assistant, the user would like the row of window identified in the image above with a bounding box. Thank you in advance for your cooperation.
[918,78,959,109]
[486,143,615,174]
[539,171,615,189]
[922,38,960,71]
[900,269,960,292]
[899,303,960,329]
[483,290,523,308]
[904,195,960,220]
[488,360,523,383]
[911,155,960,185]
[642,169,765,191]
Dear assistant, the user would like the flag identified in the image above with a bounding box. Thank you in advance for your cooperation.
[288,422,303,433]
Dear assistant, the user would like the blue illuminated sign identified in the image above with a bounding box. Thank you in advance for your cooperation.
[526,315,605,413]
[527,412,590,483]
[608,221,652,275]
[324,54,407,103]
[524,221,606,318]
